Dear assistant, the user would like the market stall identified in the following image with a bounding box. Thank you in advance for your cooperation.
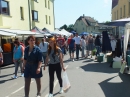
[0,30,16,65]
[0,29,42,65]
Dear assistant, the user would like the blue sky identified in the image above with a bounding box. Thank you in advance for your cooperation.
[54,0,112,28]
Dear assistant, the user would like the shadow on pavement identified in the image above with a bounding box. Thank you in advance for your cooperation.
[0,73,14,78]
[99,73,130,97]
[53,92,59,96]
[63,60,71,63]
[80,62,120,73]
[0,78,14,84]
[1,65,14,69]
[82,59,94,63]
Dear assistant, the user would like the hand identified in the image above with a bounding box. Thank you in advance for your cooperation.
[36,68,41,74]
[22,66,25,73]
[43,66,46,70]
[13,59,16,62]
[0,60,3,65]
[62,67,66,71]
[20,58,24,61]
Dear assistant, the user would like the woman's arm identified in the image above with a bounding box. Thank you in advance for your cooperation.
[59,52,65,71]
[43,54,49,70]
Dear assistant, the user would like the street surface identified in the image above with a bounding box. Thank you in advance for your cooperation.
[1,53,130,97]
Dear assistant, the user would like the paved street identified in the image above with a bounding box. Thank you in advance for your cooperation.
[1,53,130,97]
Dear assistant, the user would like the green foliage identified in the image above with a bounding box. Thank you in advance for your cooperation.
[60,24,74,32]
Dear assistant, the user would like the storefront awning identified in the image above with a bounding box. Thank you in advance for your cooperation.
[0,29,41,35]
[0,30,16,36]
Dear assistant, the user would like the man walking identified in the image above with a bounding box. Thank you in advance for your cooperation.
[74,33,81,60]
[67,34,75,62]
[57,35,65,58]
[39,38,48,64]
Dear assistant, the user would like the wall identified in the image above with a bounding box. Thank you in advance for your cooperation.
[112,0,129,21]
[1,0,30,30]
[31,0,54,31]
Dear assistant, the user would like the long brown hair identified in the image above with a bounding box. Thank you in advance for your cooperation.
[48,37,59,55]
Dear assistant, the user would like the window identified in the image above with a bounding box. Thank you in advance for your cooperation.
[120,8,122,18]
[45,0,47,8]
[124,5,125,17]
[48,1,50,9]
[32,10,38,21]
[129,2,130,14]
[34,0,38,2]
[20,7,24,19]
[49,16,51,24]
[115,12,116,20]
[1,1,9,15]
[117,10,118,19]
[45,15,48,24]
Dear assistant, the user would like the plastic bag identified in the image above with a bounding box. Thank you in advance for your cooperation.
[63,71,71,93]
[120,62,126,74]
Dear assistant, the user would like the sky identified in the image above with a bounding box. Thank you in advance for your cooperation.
[54,0,112,28]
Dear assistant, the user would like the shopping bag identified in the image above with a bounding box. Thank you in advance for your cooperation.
[120,62,126,74]
[63,71,71,93]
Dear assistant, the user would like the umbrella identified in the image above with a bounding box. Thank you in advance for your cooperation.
[80,32,89,35]
[70,31,76,34]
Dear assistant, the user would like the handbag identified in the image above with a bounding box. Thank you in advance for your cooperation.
[63,71,71,93]
[120,62,126,74]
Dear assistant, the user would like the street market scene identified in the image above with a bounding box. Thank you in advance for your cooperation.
[1,0,130,97]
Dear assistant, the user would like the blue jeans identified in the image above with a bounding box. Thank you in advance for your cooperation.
[43,52,47,63]
[76,44,80,59]
[14,60,22,76]
[95,46,101,56]
[82,46,85,57]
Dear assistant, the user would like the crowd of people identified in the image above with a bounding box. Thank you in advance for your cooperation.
[0,32,125,97]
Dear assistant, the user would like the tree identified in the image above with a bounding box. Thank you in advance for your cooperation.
[59,24,74,32]
[105,21,110,24]
[60,24,67,30]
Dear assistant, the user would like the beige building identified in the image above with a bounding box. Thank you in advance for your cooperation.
[0,0,55,31]
[112,0,130,21]
[73,15,99,34]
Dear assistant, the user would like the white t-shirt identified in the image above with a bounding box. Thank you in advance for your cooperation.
[74,36,81,44]
[0,46,3,53]
[81,39,86,47]
[39,42,48,52]
[111,40,116,51]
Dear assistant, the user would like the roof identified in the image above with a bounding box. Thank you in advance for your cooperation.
[76,16,97,26]
[112,0,119,9]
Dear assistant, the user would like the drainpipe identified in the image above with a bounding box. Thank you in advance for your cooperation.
[28,0,31,30]
[53,0,55,30]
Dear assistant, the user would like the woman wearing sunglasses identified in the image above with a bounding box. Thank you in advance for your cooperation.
[44,37,65,97]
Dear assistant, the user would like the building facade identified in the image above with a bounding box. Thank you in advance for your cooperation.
[73,15,102,34]
[0,0,55,31]
[112,0,130,21]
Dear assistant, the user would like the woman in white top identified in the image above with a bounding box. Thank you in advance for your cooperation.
[110,37,116,57]
[81,35,86,58]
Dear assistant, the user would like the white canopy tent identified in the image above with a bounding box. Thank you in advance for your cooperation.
[50,29,62,35]
[60,29,71,36]
[124,23,130,59]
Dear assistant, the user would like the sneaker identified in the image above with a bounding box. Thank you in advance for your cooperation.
[36,93,41,97]
[48,94,53,97]
[59,87,64,94]
[20,73,24,77]
[12,75,17,79]
[72,59,74,62]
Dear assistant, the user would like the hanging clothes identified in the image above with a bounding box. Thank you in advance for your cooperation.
[115,39,122,57]
[102,31,112,53]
